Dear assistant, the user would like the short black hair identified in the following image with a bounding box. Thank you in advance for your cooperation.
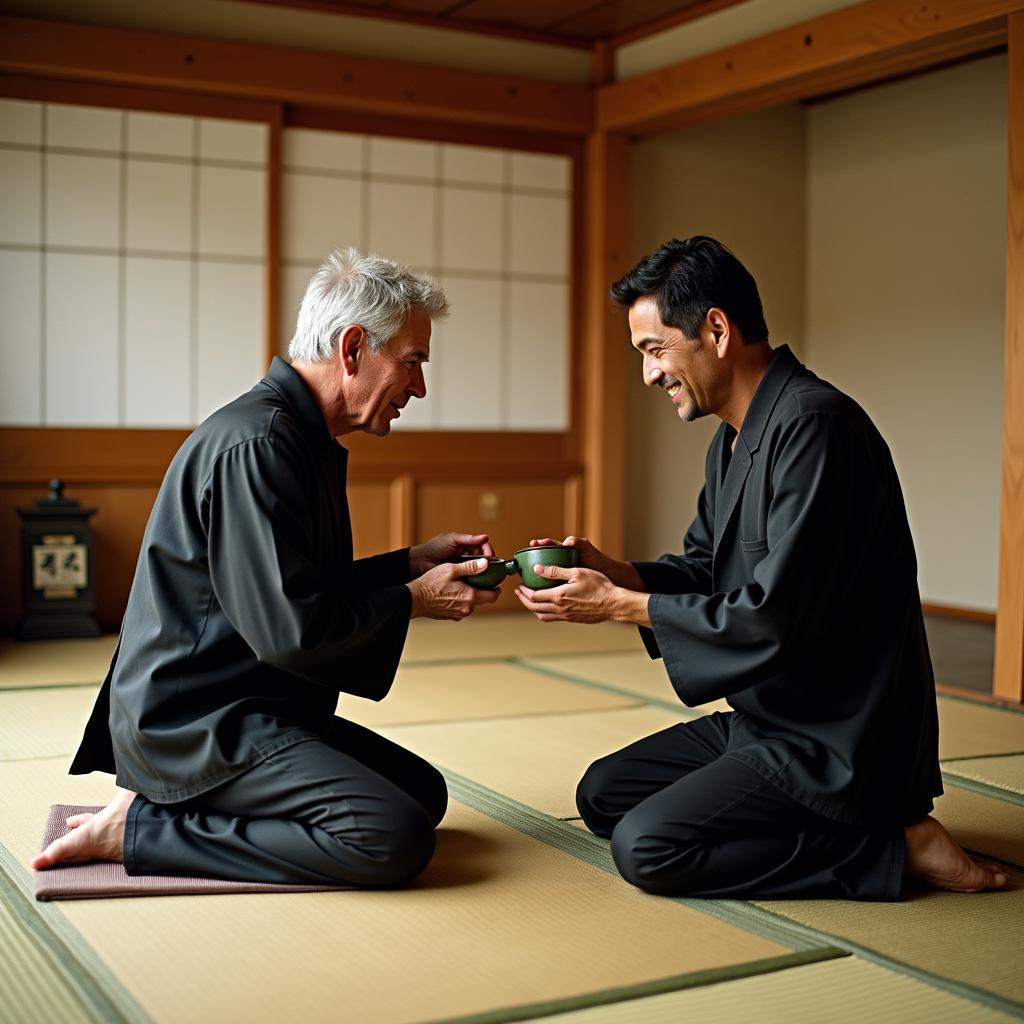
[610,236,768,343]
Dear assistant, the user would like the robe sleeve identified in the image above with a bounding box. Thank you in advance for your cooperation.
[351,549,412,590]
[204,435,411,699]
[630,473,716,659]
[648,411,864,706]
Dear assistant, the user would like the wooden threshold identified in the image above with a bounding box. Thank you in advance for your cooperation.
[922,603,997,626]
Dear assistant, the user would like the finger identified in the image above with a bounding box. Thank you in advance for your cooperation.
[472,588,501,605]
[481,540,495,557]
[453,533,489,548]
[65,813,93,829]
[450,557,489,577]
[514,588,560,615]
[530,538,560,547]
[533,564,576,581]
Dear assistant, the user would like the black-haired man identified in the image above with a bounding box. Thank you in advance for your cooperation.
[517,236,1006,900]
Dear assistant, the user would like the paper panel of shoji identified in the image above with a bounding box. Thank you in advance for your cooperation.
[433,276,503,430]
[197,165,265,258]
[126,111,193,158]
[507,281,569,431]
[368,180,435,270]
[0,98,42,145]
[125,159,192,253]
[440,187,503,274]
[0,250,42,424]
[45,153,121,249]
[45,253,120,426]
[0,149,41,245]
[509,193,569,278]
[196,261,265,422]
[125,257,192,426]
[282,173,363,262]
[45,104,121,152]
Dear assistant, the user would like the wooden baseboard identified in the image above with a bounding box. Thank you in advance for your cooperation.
[921,602,997,625]
[935,681,1024,712]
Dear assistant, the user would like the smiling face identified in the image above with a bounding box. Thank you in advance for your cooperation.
[629,295,725,422]
[350,307,432,436]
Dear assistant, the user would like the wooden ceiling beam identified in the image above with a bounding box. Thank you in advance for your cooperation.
[0,15,592,136]
[597,0,1020,136]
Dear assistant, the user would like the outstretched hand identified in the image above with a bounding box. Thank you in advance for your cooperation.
[515,564,625,624]
[410,532,494,579]
[528,536,645,591]
[407,558,500,620]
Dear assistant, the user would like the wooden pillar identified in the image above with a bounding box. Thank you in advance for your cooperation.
[264,103,283,371]
[581,130,630,559]
[994,11,1024,703]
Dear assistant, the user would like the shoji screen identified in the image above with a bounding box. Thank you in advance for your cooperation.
[0,99,267,428]
[281,129,571,431]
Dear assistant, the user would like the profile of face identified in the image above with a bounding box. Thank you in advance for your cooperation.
[344,308,432,436]
[628,295,727,422]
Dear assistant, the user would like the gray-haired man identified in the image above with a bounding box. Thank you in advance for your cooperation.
[35,249,497,887]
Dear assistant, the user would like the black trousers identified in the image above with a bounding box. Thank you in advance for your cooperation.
[576,712,905,901]
[123,717,447,887]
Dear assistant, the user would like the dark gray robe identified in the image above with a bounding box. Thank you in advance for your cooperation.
[70,357,412,803]
[633,345,942,827]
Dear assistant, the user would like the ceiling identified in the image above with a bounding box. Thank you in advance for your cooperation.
[236,0,746,49]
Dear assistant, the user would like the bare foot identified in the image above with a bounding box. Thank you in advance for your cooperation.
[30,788,138,871]
[904,816,1008,892]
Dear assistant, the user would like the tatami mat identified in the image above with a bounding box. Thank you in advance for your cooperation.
[0,687,99,761]
[933,785,1024,867]
[0,637,116,690]
[381,707,690,818]
[339,661,639,727]
[944,755,1024,798]
[520,651,731,713]
[937,697,1024,760]
[0,758,794,1024]
[523,956,1019,1024]
[753,870,1024,1004]
[402,615,639,663]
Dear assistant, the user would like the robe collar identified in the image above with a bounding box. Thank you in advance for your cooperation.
[262,356,335,454]
[731,344,801,457]
[712,344,800,555]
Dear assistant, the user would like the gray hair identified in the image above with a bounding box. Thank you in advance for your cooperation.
[288,248,448,363]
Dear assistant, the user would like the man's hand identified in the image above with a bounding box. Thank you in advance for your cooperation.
[514,565,651,626]
[409,532,494,579]
[527,536,646,591]
[407,558,501,620]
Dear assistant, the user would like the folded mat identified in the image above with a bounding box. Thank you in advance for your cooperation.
[34,805,344,900]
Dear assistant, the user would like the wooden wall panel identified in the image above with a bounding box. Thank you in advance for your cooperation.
[349,482,394,559]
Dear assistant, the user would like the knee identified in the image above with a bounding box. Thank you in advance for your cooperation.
[361,806,437,888]
[575,755,625,834]
[610,811,699,896]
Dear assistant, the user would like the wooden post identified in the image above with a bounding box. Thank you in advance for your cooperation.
[581,130,630,559]
[994,11,1024,703]
[265,103,282,371]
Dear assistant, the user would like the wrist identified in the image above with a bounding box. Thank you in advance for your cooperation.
[406,582,424,619]
[610,587,650,627]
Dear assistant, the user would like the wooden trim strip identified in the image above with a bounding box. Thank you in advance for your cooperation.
[0,15,593,136]
[265,104,283,370]
[994,10,1024,703]
[597,0,1017,136]
[608,0,748,49]
[0,428,581,485]
[936,683,1024,712]
[922,602,997,625]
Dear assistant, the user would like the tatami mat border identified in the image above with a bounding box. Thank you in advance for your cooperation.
[442,770,1024,1019]
[0,843,152,1024]
[509,658,696,717]
[943,773,1024,809]
[434,948,850,1024]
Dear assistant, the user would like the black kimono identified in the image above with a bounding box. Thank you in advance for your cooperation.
[69,358,446,886]
[576,346,942,900]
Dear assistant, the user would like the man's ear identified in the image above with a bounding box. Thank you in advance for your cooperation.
[706,308,731,359]
[338,325,365,376]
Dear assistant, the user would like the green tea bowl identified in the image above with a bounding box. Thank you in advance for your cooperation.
[512,545,581,590]
[454,555,516,590]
